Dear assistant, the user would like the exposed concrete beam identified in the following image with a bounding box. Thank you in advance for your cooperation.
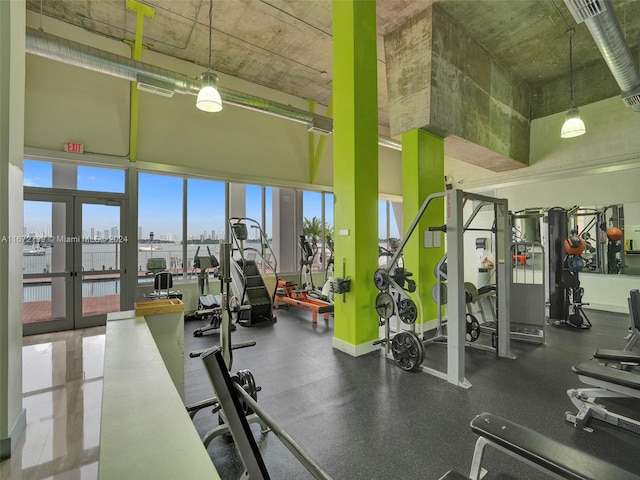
[384,4,531,172]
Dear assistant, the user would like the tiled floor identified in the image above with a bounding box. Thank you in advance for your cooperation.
[0,327,105,480]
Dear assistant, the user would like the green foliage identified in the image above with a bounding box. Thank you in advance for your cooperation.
[303,216,333,242]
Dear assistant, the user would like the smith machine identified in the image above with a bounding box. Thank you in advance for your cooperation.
[373,189,513,388]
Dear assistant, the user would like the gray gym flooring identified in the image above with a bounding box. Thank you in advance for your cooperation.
[184,308,640,479]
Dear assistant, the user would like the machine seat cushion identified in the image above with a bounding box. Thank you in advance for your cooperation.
[470,413,639,480]
[593,349,640,362]
[572,361,640,390]
[200,294,220,308]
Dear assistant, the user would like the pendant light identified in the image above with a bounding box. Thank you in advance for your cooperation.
[196,0,223,112]
[560,28,585,138]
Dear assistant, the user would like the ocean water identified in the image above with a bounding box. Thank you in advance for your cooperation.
[22,243,221,302]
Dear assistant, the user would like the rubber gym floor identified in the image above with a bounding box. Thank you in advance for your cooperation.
[184,308,640,479]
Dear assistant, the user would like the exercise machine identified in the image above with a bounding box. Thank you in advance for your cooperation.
[197,345,333,479]
[546,208,592,329]
[275,234,334,323]
[184,246,233,336]
[592,289,640,369]
[373,189,513,388]
[185,242,267,446]
[275,279,334,324]
[229,217,277,327]
[510,209,547,343]
[565,360,640,436]
[297,234,334,303]
[443,412,639,479]
[143,257,182,300]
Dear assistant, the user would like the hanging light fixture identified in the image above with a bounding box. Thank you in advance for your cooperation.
[196,0,222,112]
[561,27,585,138]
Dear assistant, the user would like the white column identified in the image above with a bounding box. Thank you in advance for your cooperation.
[272,188,300,273]
[228,183,246,220]
[0,0,27,459]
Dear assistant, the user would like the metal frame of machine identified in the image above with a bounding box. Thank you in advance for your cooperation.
[374,189,514,388]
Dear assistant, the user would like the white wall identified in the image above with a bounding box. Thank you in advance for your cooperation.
[445,96,640,312]
[1,0,26,456]
[24,12,403,196]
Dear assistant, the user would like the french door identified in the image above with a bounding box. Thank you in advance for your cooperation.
[23,192,127,335]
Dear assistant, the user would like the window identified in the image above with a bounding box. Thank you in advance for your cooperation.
[138,173,184,281]
[78,166,125,193]
[187,178,225,278]
[23,160,125,193]
[24,160,52,188]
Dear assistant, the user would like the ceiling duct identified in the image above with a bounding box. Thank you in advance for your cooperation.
[564,0,640,112]
[25,27,333,134]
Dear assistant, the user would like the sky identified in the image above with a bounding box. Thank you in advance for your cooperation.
[23,160,399,241]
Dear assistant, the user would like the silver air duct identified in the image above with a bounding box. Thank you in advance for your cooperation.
[25,27,333,134]
[564,0,640,111]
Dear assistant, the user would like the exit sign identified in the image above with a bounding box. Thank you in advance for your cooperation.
[64,141,84,154]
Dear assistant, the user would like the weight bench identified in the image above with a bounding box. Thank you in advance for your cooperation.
[592,289,640,369]
[566,361,640,435]
[439,412,639,480]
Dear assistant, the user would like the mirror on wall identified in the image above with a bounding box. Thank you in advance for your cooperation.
[512,203,640,275]
[570,203,640,275]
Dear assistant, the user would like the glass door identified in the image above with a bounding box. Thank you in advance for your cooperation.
[23,193,126,334]
[22,194,75,334]
[75,198,126,328]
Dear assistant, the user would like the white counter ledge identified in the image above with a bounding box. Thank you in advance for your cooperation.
[99,312,220,479]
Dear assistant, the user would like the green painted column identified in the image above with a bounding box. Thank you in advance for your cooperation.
[331,0,379,354]
[401,130,445,324]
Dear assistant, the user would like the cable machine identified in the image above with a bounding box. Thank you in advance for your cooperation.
[373,189,513,388]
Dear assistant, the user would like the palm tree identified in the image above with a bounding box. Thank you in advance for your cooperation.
[303,216,323,243]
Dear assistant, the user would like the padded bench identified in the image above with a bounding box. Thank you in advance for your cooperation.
[467,412,639,480]
[593,348,640,368]
[566,361,640,434]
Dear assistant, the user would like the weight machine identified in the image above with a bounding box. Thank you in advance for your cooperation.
[185,242,268,448]
[374,189,513,388]
[143,257,183,300]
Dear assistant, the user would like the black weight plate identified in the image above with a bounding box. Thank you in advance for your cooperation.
[398,298,418,324]
[391,331,424,371]
[465,314,480,342]
[375,292,395,320]
[373,268,390,291]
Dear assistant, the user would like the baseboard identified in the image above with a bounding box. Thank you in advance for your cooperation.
[584,303,628,314]
[0,408,26,460]
[332,336,380,357]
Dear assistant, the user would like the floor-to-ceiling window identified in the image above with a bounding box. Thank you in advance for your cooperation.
[138,173,183,281]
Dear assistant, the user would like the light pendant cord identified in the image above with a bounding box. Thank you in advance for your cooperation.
[568,27,575,108]
[208,0,213,72]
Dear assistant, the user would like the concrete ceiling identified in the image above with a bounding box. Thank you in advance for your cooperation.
[25,0,640,130]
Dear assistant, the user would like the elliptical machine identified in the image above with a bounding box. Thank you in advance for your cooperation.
[299,234,334,303]
[184,246,236,336]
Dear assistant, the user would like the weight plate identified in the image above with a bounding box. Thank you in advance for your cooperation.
[375,292,395,320]
[373,268,390,291]
[233,369,258,415]
[406,279,417,293]
[398,298,418,324]
[464,282,478,304]
[465,313,480,342]
[391,331,424,372]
